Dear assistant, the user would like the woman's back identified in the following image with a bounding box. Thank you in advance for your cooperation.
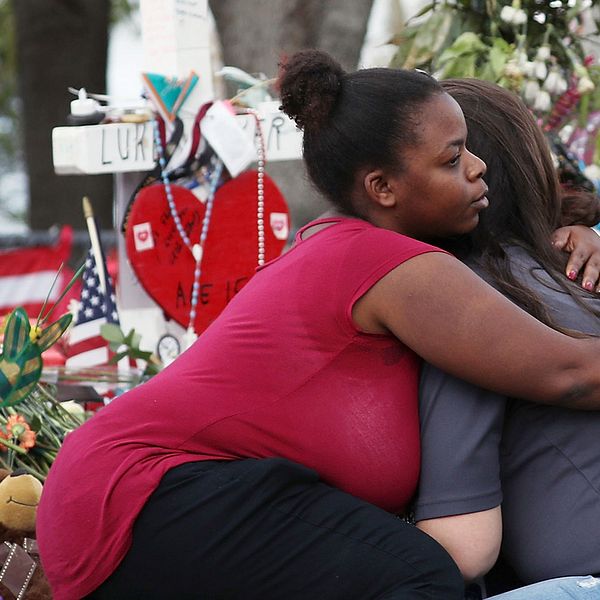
[416,243,600,583]
[494,246,600,581]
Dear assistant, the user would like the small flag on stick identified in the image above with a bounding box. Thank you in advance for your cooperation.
[65,198,120,368]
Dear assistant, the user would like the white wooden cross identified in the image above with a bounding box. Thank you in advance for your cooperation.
[52,0,302,174]
[51,0,303,356]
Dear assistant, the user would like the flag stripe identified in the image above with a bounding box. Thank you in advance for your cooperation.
[66,335,109,360]
[68,318,107,345]
[0,272,60,309]
[0,226,74,320]
[65,346,109,368]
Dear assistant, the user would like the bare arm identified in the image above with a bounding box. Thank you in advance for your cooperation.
[417,508,502,582]
[353,252,600,408]
[415,362,505,581]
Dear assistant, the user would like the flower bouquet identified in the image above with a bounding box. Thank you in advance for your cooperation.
[0,264,89,479]
[390,0,600,188]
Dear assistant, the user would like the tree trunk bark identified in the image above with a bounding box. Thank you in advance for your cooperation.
[209,0,373,229]
[210,0,373,74]
[13,0,113,231]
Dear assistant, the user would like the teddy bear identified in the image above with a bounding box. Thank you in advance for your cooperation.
[0,468,52,600]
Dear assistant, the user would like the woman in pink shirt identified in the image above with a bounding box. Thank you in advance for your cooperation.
[38,50,600,600]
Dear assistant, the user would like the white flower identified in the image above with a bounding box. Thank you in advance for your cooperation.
[522,61,535,78]
[512,8,527,25]
[500,5,516,22]
[61,401,85,416]
[516,50,529,68]
[533,61,548,81]
[504,61,523,78]
[559,124,573,144]
[533,90,551,112]
[500,5,527,25]
[543,69,568,95]
[577,77,595,94]
[535,45,551,61]
[543,71,567,96]
[523,79,540,104]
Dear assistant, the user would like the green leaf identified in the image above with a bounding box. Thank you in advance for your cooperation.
[123,329,140,348]
[131,349,152,361]
[430,8,456,56]
[479,40,512,81]
[143,364,161,377]
[404,10,452,68]
[441,53,478,79]
[438,32,487,61]
[107,351,129,365]
[29,415,42,432]
[129,331,142,350]
[389,26,420,68]
[100,323,125,344]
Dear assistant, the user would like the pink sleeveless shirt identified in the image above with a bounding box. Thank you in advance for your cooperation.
[37,218,444,599]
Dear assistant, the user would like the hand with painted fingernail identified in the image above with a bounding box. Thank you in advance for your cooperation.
[552,225,600,291]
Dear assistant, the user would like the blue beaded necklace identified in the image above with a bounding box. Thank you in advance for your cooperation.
[152,118,223,347]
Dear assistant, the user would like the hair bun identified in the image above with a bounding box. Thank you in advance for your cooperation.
[278,49,345,130]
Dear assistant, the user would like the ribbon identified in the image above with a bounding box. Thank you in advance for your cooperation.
[0,539,39,600]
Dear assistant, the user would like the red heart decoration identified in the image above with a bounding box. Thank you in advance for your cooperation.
[126,170,290,333]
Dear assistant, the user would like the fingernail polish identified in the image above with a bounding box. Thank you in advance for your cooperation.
[568,270,577,280]
[584,281,594,291]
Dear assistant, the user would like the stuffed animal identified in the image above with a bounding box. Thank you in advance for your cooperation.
[0,468,52,600]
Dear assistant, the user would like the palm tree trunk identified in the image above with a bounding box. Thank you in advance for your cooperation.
[13,0,113,231]
[209,0,373,228]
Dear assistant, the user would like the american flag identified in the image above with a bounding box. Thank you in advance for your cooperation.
[65,248,120,368]
[0,226,79,318]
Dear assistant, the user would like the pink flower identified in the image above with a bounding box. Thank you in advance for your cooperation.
[18,429,36,450]
[6,415,36,451]
[6,415,27,436]
[0,431,10,452]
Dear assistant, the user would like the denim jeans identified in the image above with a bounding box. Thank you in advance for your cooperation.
[487,576,600,599]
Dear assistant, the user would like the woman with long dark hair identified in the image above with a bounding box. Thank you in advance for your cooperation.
[416,78,600,594]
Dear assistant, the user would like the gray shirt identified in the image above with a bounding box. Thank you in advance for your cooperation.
[415,245,600,583]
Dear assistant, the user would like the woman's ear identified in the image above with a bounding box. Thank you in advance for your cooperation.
[363,169,397,208]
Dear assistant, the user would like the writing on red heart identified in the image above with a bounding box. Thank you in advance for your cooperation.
[126,171,290,333]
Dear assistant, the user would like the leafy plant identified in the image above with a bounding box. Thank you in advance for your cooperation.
[390,0,600,182]
[101,323,162,378]
[0,388,87,481]
[0,263,89,480]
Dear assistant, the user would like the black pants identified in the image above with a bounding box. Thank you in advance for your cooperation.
[88,458,463,599]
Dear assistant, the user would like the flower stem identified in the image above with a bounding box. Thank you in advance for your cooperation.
[0,437,28,455]
[13,458,47,482]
